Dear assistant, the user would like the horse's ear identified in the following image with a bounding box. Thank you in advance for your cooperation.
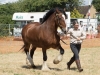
[55,8,60,13]
[63,8,66,11]
[63,8,68,19]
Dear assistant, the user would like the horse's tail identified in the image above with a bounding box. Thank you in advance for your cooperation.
[19,45,25,52]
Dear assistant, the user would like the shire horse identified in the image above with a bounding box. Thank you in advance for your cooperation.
[21,7,67,70]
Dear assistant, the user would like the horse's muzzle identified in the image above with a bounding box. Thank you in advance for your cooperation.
[64,30,66,34]
[62,28,66,34]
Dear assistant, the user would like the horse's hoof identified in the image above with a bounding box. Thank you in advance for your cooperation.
[53,60,60,64]
[41,67,50,71]
[32,65,37,68]
[53,54,63,64]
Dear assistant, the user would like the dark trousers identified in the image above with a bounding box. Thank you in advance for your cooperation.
[70,43,81,60]
[67,43,83,71]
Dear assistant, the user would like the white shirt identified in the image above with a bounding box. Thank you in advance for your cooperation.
[67,28,86,44]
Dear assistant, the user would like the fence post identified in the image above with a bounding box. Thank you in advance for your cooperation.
[9,24,10,36]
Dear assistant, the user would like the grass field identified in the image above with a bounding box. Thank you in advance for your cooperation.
[0,47,100,75]
[0,37,100,75]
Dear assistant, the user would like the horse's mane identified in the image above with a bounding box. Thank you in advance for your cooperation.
[41,7,67,24]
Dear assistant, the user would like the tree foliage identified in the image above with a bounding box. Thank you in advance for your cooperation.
[92,0,100,12]
[0,0,83,24]
[19,0,69,12]
[66,0,83,11]
[71,8,83,18]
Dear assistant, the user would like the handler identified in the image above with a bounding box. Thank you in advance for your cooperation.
[58,20,86,72]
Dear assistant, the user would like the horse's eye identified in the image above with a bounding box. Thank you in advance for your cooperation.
[59,18,61,20]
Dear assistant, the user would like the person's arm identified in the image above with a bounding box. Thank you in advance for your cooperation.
[80,31,86,40]
[57,29,71,39]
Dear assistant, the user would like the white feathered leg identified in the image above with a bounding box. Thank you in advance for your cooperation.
[26,52,35,66]
[41,61,50,71]
[53,54,63,64]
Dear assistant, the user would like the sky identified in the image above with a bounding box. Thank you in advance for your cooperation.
[0,0,92,5]
[0,0,18,4]
[83,0,93,5]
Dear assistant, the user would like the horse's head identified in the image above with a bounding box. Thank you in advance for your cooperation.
[55,8,67,34]
[41,7,67,34]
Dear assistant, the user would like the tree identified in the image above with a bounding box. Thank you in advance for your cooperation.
[0,15,15,24]
[0,0,84,24]
[71,8,83,18]
[65,0,84,11]
[92,0,100,12]
[20,0,69,12]
[20,0,83,12]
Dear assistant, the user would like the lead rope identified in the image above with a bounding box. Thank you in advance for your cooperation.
[60,39,67,45]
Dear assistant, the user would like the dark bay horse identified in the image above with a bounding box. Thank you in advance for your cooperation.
[21,7,67,70]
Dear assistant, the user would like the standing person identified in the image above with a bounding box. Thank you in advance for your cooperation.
[96,24,100,38]
[66,20,86,72]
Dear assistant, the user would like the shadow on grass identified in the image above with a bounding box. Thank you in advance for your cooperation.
[62,67,77,71]
[21,65,41,70]
[21,65,64,71]
[50,68,63,71]
[70,67,77,70]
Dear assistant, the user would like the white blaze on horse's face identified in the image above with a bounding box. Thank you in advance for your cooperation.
[62,14,66,20]
[60,14,66,34]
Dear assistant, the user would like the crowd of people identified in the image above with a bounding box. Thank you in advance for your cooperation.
[79,22,100,39]
[96,23,100,38]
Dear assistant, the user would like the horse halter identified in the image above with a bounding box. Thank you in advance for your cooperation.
[55,13,66,34]
[55,13,62,26]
